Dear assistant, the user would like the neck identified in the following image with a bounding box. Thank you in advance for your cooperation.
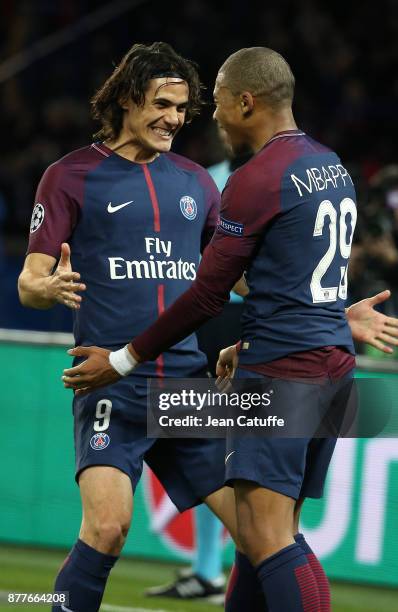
[105,135,159,164]
[249,107,297,153]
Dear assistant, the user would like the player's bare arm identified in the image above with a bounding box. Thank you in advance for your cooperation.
[18,243,86,310]
[346,289,398,353]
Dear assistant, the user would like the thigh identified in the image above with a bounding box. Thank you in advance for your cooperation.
[79,465,133,526]
[234,480,295,528]
[78,465,133,554]
[234,480,296,562]
[203,485,239,546]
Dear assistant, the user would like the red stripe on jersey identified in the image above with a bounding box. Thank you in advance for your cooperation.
[143,164,161,232]
[156,284,165,377]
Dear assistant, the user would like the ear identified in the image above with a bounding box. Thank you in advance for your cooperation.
[119,96,130,111]
[240,92,255,117]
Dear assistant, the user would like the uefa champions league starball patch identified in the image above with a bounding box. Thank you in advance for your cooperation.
[180,196,197,220]
[90,432,110,450]
[30,203,45,233]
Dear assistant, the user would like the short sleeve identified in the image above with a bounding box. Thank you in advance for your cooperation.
[27,161,79,258]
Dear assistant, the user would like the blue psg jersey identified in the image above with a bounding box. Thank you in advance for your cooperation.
[223,131,357,364]
[28,142,220,378]
[131,131,357,367]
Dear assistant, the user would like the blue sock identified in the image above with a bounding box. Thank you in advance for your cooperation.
[52,539,118,611]
[256,543,321,611]
[226,549,267,612]
[192,504,223,581]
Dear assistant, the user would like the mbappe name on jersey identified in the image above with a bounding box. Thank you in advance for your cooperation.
[291,163,353,197]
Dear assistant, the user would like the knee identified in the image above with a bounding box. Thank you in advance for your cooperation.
[83,515,130,555]
[237,519,283,549]
[237,513,292,565]
[97,519,130,550]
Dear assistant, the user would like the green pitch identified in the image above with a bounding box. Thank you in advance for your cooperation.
[0,545,396,611]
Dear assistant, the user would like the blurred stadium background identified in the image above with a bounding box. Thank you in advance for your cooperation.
[1,1,398,610]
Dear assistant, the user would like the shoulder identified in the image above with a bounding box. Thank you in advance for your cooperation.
[224,154,267,198]
[165,150,207,174]
[228,133,334,193]
[41,144,107,184]
[37,144,108,204]
[164,152,217,189]
[263,133,334,177]
[164,153,220,209]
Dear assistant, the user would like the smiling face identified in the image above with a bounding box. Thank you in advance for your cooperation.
[120,77,189,161]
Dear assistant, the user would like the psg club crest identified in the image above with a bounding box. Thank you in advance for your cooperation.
[180,196,197,221]
[30,203,45,233]
[90,432,110,451]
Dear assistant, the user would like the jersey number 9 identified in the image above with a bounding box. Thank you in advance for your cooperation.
[94,399,112,432]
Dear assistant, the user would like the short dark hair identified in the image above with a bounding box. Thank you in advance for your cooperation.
[219,47,295,109]
[91,42,203,141]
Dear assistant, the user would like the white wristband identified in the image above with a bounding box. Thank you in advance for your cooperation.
[109,344,138,376]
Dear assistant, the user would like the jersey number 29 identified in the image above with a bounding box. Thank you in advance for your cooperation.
[311,197,357,303]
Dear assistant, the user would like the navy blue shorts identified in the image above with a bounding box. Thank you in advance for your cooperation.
[224,367,355,499]
[73,375,225,512]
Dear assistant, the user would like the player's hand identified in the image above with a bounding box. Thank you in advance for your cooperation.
[232,275,249,297]
[46,243,86,309]
[216,344,238,391]
[346,290,398,353]
[62,346,121,394]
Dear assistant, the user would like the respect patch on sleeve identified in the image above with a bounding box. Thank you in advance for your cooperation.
[217,216,244,236]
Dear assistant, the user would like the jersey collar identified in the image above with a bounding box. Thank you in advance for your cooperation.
[265,129,306,147]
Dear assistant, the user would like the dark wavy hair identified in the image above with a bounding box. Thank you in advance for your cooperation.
[91,42,204,141]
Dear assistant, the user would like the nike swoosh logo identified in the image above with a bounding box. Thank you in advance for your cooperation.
[107,200,134,213]
[225,451,236,464]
